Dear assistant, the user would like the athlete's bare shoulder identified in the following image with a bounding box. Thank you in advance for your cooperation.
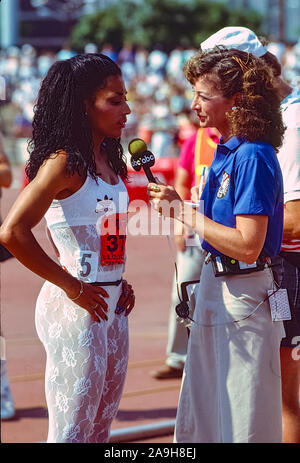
[36,150,86,199]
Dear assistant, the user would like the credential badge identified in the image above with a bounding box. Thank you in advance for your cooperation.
[217,171,230,198]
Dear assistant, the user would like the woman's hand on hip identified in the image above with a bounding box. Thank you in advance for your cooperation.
[66,279,110,323]
[115,279,135,317]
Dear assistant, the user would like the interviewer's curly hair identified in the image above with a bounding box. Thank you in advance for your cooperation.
[26,53,127,182]
[183,47,285,152]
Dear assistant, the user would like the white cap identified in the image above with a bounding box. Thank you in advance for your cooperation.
[201,26,267,57]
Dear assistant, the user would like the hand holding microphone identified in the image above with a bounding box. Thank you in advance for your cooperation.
[128,137,182,217]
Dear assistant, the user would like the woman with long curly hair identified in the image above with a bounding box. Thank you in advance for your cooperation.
[0,53,134,442]
[147,47,286,442]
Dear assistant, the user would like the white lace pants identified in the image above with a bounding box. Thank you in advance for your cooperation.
[35,281,129,443]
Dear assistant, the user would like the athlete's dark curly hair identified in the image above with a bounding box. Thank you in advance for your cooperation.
[26,53,127,182]
[183,47,285,152]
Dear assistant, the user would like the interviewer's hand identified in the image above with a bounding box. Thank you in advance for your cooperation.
[147,183,183,219]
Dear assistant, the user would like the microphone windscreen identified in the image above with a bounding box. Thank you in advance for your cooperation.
[128,138,147,156]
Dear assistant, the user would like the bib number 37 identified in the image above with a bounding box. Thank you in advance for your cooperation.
[100,213,127,266]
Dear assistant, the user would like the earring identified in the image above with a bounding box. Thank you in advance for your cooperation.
[232,106,237,110]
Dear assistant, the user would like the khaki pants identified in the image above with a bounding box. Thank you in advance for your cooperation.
[175,263,285,443]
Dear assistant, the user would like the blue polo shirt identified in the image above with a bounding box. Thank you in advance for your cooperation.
[200,137,284,258]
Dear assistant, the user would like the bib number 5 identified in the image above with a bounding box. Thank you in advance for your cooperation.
[76,251,99,282]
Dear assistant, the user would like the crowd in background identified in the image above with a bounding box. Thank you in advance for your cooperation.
[0,38,299,166]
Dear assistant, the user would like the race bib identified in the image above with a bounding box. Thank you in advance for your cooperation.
[100,213,127,266]
[73,250,99,282]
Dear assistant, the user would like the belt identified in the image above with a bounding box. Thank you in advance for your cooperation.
[90,279,123,287]
[204,251,270,277]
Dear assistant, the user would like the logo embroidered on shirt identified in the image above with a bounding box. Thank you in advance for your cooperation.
[217,172,230,198]
[95,195,114,215]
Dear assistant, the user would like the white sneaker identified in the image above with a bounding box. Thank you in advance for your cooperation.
[1,360,15,420]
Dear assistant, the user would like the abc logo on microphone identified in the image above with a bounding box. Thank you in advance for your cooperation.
[138,151,155,166]
[131,158,142,169]
[129,138,157,183]
[141,154,155,164]
[131,152,155,170]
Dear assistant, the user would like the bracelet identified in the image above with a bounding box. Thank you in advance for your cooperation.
[69,280,84,301]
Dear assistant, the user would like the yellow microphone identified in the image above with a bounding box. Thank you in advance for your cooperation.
[128,138,156,183]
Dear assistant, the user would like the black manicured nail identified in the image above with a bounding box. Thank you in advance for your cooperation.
[115,304,125,314]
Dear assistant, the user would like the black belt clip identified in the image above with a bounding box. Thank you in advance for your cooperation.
[211,254,267,277]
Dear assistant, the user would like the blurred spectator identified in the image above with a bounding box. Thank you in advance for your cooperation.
[84,43,98,54]
[134,46,148,76]
[118,42,135,66]
[166,46,185,84]
[11,79,36,164]
[150,103,178,158]
[1,46,19,86]
[18,44,37,80]
[169,82,189,115]
[101,43,118,62]
[266,40,286,64]
[56,43,76,60]
[148,45,168,77]
[282,44,300,87]
[37,50,56,77]
[293,38,300,60]
[0,130,15,421]
[0,38,298,172]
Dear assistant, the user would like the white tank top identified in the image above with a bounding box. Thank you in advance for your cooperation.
[44,174,129,282]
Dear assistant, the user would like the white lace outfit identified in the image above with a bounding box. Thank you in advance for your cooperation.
[35,175,129,443]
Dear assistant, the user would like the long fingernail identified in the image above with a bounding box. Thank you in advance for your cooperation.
[115,305,125,314]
